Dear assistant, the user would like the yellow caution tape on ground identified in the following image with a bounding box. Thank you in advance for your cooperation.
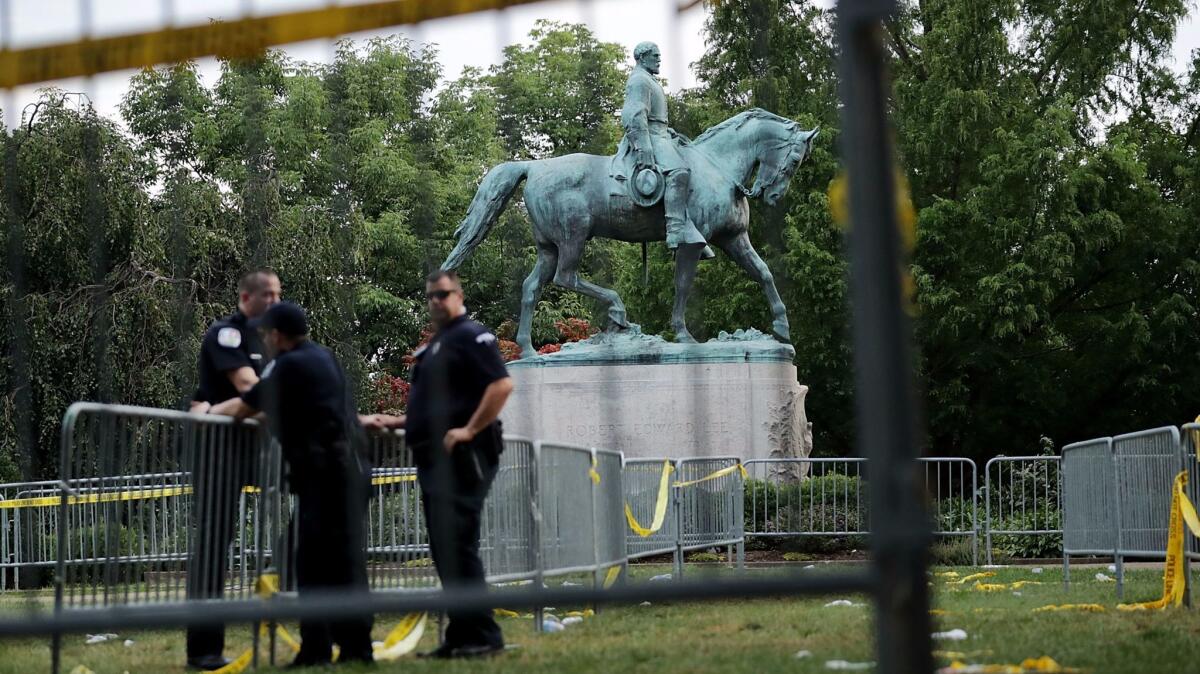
[1118,470,1197,611]
[625,461,674,537]
[973,580,1042,592]
[494,608,520,618]
[935,571,961,578]
[941,656,1080,673]
[604,565,622,589]
[565,609,595,618]
[1033,604,1106,613]
[929,609,954,616]
[0,0,545,89]
[374,612,426,661]
[211,648,254,674]
[950,571,996,585]
[673,463,748,488]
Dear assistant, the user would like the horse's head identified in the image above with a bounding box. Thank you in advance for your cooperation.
[748,118,820,207]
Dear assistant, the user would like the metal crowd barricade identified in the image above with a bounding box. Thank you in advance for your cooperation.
[744,458,869,541]
[480,437,540,585]
[1061,438,1116,589]
[622,459,680,562]
[592,449,627,585]
[1,479,64,590]
[56,403,279,609]
[1110,426,1183,597]
[1184,424,1200,564]
[742,457,978,564]
[983,456,1061,564]
[673,457,745,578]
[534,442,599,578]
[360,429,435,591]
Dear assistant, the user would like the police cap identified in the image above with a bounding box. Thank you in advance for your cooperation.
[252,301,309,337]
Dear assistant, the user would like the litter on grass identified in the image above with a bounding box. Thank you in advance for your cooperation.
[825,660,874,670]
[1094,573,1115,583]
[932,629,968,641]
[795,650,813,659]
[824,599,863,608]
[84,634,117,645]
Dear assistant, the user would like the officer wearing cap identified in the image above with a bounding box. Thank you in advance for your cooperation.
[211,302,374,668]
[185,269,280,671]
[364,269,512,659]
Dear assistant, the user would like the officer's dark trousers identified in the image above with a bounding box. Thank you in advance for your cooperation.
[186,436,257,659]
[419,443,503,649]
[293,480,374,664]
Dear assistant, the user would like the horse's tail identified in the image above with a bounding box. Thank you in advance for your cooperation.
[442,161,529,270]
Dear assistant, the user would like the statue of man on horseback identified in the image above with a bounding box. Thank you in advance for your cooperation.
[618,41,706,252]
[442,40,819,359]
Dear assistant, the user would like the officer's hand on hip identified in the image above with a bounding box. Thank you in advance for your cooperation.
[444,427,475,453]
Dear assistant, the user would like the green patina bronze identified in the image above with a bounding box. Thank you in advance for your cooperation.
[443,41,818,360]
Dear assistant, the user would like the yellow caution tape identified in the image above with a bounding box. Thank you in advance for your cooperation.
[0,0,545,89]
[950,572,996,585]
[935,571,961,578]
[494,608,520,618]
[0,474,413,510]
[603,565,622,589]
[1032,604,1105,613]
[1118,470,1198,610]
[624,461,674,537]
[211,648,254,674]
[565,609,595,618]
[0,486,190,509]
[929,609,954,616]
[673,463,748,488]
[942,656,1080,673]
[973,580,1042,592]
[375,612,426,661]
[589,456,601,485]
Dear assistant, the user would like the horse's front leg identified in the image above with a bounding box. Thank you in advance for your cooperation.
[671,244,705,343]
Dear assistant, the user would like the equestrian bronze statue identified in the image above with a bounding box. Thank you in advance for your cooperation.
[443,41,818,359]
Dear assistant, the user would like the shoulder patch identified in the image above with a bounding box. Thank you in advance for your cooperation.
[475,333,497,345]
[217,327,242,349]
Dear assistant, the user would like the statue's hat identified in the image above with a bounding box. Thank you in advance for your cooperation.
[630,164,665,207]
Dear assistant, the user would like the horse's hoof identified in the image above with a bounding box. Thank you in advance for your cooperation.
[772,320,791,343]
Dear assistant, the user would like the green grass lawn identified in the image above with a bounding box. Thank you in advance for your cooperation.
[1,564,1198,673]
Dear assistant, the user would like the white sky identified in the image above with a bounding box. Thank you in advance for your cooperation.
[1,0,1197,130]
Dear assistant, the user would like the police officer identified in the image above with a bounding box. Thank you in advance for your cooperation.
[365,270,512,659]
[211,301,375,668]
[185,269,280,671]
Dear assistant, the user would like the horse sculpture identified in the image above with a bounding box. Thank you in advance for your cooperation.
[443,108,819,359]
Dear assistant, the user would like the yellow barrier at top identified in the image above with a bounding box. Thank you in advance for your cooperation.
[0,0,545,89]
[0,474,415,510]
[624,460,673,537]
[672,463,748,488]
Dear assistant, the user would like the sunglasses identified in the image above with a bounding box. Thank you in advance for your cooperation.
[425,289,457,301]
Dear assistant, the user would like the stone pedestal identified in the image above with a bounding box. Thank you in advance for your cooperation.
[499,328,812,462]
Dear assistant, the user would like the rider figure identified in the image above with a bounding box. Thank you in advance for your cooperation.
[621,41,707,252]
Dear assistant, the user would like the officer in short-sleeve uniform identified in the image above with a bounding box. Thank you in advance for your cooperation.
[185,310,270,666]
[406,310,509,656]
[223,302,374,667]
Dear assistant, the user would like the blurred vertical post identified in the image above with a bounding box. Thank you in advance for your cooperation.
[835,1,933,674]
